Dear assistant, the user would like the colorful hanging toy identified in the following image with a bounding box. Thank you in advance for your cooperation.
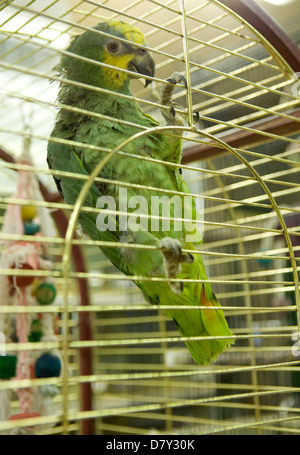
[0,133,61,435]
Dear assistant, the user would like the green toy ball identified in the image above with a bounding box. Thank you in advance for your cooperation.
[35,282,57,305]
[0,355,17,379]
[28,319,43,342]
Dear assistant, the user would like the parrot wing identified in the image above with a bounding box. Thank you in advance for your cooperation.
[47,140,127,271]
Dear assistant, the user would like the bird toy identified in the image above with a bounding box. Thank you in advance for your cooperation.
[0,132,61,434]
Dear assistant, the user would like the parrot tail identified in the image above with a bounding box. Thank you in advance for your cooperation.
[171,286,235,365]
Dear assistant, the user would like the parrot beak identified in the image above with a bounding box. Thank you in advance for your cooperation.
[128,49,155,87]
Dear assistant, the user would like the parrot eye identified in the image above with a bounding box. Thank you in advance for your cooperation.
[106,41,120,53]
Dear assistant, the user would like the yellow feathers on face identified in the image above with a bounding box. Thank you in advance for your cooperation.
[102,53,135,88]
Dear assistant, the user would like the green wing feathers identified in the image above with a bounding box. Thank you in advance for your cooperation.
[47,141,126,271]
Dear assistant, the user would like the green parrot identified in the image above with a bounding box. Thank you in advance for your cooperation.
[47,20,235,365]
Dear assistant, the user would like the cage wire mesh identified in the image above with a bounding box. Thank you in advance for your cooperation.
[0,0,299,436]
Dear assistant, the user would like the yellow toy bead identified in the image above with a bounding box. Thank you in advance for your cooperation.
[21,205,36,221]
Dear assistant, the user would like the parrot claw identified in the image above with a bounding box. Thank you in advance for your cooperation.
[160,237,194,294]
[161,237,182,257]
[166,72,187,89]
[169,106,176,118]
[193,111,200,123]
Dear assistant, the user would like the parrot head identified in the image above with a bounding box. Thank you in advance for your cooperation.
[59,20,155,92]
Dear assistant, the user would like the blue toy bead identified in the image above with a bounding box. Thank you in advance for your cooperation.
[257,249,274,267]
[24,222,40,235]
[35,353,61,378]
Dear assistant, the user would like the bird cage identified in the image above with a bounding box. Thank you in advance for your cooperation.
[0,0,300,436]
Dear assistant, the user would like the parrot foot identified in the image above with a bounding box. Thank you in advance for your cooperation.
[161,73,199,127]
[76,225,91,240]
[160,237,194,294]
[160,72,187,126]
[170,106,199,124]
